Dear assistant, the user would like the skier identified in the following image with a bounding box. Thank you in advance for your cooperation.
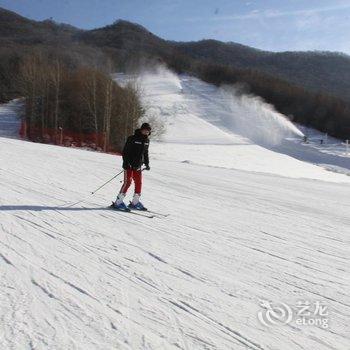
[113,123,151,211]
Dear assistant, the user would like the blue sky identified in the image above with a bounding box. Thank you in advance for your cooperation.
[1,0,350,54]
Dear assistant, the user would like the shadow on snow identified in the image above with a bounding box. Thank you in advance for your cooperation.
[0,205,106,211]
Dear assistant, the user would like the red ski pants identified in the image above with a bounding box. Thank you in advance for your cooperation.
[119,169,142,195]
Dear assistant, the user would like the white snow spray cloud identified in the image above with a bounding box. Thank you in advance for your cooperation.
[134,65,184,138]
[113,64,182,92]
[113,65,182,138]
[138,65,182,93]
[218,85,304,146]
[136,66,304,146]
[114,65,304,146]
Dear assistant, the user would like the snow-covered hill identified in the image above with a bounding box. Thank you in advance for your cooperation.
[1,69,350,350]
[0,98,22,138]
[115,67,350,182]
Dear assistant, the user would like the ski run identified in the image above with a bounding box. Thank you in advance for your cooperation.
[0,67,349,350]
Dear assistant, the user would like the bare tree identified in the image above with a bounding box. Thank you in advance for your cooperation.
[81,68,99,133]
[17,53,145,151]
[49,59,61,132]
[19,54,39,132]
[103,77,113,151]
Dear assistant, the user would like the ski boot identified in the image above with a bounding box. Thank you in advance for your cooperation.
[112,193,130,212]
[128,194,147,211]
[112,201,130,211]
[128,201,147,211]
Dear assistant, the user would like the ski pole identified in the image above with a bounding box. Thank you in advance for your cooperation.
[91,170,124,194]
[58,170,125,208]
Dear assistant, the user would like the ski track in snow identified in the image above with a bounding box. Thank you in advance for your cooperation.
[0,70,350,349]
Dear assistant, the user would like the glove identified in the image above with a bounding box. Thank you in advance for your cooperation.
[145,165,150,171]
[122,161,131,170]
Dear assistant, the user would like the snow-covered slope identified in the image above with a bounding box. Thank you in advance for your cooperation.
[0,99,22,138]
[1,69,350,350]
[1,136,350,350]
[115,68,350,182]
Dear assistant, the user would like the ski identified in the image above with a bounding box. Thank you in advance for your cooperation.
[109,203,168,218]
[109,203,155,218]
[124,210,155,218]
[128,207,169,218]
[146,210,170,217]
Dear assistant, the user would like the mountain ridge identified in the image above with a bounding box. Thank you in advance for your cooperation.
[1,5,350,102]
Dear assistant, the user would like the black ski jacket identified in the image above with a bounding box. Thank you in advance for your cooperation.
[122,129,150,170]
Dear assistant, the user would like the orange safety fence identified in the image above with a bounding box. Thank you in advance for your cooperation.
[19,119,121,155]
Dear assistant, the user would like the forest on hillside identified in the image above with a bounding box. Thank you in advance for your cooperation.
[0,45,144,152]
[166,53,350,140]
